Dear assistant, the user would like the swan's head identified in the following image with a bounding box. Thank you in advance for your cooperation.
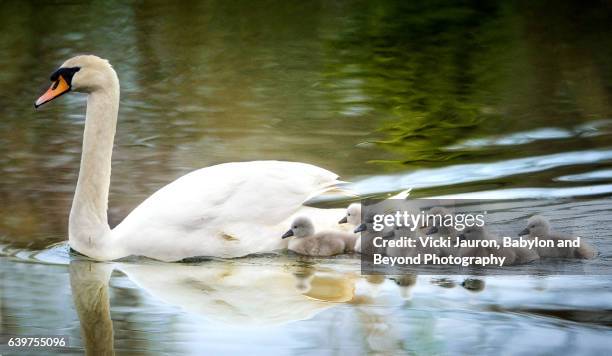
[35,55,118,108]
[519,215,550,237]
[282,216,315,239]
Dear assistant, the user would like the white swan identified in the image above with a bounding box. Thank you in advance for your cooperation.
[35,55,348,262]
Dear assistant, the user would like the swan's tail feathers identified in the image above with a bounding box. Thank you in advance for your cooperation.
[326,186,360,198]
[303,185,411,205]
[303,180,358,204]
[389,188,412,200]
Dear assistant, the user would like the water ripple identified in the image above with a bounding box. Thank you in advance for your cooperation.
[344,149,612,198]
[448,120,612,150]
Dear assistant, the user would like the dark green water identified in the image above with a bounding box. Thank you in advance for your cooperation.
[1,1,612,354]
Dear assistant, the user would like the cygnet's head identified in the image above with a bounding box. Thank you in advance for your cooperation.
[457,225,486,241]
[353,210,376,233]
[425,206,453,235]
[386,222,415,239]
[429,206,451,216]
[338,203,361,226]
[35,55,118,108]
[282,216,315,239]
[519,215,550,237]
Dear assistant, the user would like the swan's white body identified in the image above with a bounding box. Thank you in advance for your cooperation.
[38,55,347,261]
[112,162,347,261]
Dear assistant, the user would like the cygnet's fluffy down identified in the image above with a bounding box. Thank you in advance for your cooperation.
[338,203,361,227]
[339,203,362,252]
[354,237,362,253]
[338,197,412,254]
[458,226,539,266]
[519,215,597,259]
[424,206,461,257]
[386,225,441,258]
[353,214,392,256]
[283,216,357,257]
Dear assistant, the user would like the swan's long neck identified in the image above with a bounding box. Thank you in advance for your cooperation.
[69,78,124,260]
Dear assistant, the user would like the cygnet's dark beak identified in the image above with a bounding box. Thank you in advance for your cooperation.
[282,229,294,239]
[518,228,529,237]
[354,223,367,233]
[338,216,348,224]
[426,226,438,235]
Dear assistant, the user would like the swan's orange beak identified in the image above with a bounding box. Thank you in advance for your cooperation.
[35,75,71,108]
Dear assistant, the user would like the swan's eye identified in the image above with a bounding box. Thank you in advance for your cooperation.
[293,226,297,229]
[347,213,351,216]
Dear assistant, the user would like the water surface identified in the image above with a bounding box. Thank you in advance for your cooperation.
[1,0,612,354]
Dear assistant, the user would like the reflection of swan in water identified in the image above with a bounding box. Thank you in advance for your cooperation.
[116,260,357,325]
[69,260,114,356]
[69,258,420,354]
[70,258,357,330]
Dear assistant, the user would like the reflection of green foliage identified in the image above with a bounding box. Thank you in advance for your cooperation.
[376,101,491,166]
[324,0,612,168]
[324,1,509,166]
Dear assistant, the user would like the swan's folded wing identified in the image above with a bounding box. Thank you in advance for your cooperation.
[112,161,343,257]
